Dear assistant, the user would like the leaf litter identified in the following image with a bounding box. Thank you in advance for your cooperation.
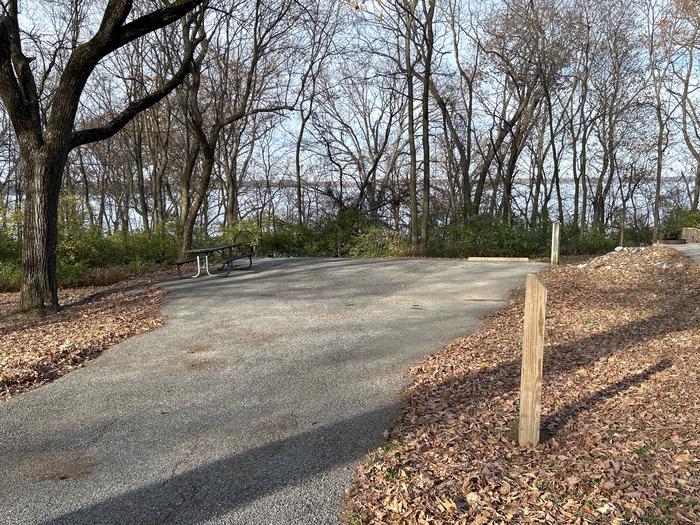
[0,273,171,402]
[344,246,700,524]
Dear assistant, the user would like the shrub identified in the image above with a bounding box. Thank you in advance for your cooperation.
[662,208,700,239]
[0,259,21,292]
[0,198,180,291]
[256,209,383,257]
[0,210,21,291]
[348,227,411,258]
[560,225,617,255]
[428,216,549,258]
[116,224,179,265]
[621,226,653,247]
[217,219,263,245]
[0,230,19,260]
[57,262,156,288]
[1,198,664,293]
[258,220,318,257]
[0,204,21,262]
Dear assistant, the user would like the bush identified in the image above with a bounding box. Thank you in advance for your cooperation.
[0,204,21,261]
[428,217,644,259]
[117,224,179,265]
[662,208,700,239]
[0,233,19,261]
[560,225,617,255]
[428,216,549,258]
[620,226,653,247]
[1,196,665,293]
[256,210,401,258]
[0,210,21,291]
[217,219,262,244]
[57,262,156,288]
[0,259,21,292]
[0,197,182,291]
[348,227,411,258]
[258,220,317,257]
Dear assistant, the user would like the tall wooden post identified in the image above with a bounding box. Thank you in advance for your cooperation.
[519,274,548,446]
[550,221,560,266]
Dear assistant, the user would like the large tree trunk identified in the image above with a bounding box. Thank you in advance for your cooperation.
[180,143,213,258]
[225,155,239,226]
[20,145,66,313]
[178,140,200,256]
[224,124,245,226]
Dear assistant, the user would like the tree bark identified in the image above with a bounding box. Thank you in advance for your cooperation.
[19,144,67,312]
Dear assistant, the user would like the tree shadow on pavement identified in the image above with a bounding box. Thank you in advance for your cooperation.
[38,293,685,524]
[40,403,399,525]
[36,264,698,524]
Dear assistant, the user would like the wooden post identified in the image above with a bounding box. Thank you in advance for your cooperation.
[518,274,547,447]
[550,221,560,266]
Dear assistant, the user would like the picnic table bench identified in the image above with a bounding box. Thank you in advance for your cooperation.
[176,232,256,278]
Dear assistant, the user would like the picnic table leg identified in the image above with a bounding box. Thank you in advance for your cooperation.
[205,255,214,276]
[192,256,202,278]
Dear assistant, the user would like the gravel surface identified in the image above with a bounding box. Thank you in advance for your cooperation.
[0,257,540,525]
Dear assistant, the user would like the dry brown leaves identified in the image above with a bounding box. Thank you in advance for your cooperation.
[0,275,169,402]
[345,246,700,525]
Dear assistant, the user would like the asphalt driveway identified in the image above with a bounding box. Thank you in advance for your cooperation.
[673,243,700,265]
[0,257,542,525]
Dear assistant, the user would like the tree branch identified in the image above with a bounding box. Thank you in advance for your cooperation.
[108,0,206,55]
[219,104,294,131]
[71,53,193,148]
[0,13,42,143]
[48,1,206,143]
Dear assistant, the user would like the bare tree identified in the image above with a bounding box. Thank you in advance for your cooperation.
[0,0,205,312]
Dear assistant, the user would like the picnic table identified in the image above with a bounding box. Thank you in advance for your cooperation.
[176,233,255,278]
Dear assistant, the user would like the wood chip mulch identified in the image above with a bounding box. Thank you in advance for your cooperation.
[344,246,700,525]
[0,274,173,402]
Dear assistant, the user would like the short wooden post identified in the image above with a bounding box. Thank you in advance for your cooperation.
[518,274,547,446]
[550,221,560,266]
